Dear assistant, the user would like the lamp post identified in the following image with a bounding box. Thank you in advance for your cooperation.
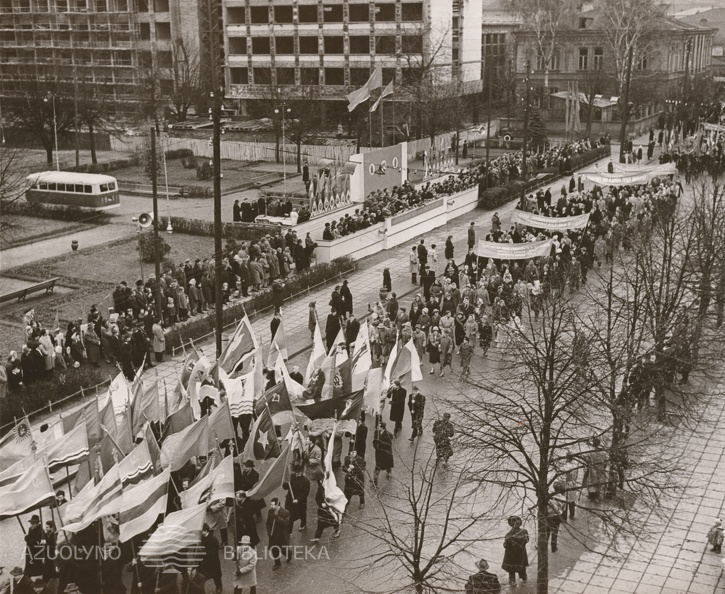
[275,104,291,193]
[44,92,60,171]
[520,60,531,210]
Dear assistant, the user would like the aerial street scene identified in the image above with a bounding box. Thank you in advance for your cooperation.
[1,0,725,592]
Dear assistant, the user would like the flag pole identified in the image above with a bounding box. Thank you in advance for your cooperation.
[380,95,384,148]
[368,98,372,148]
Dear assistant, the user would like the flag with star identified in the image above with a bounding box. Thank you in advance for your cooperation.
[254,381,295,426]
[242,407,281,461]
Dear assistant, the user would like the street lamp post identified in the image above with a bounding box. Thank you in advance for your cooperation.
[520,60,531,210]
[44,92,60,171]
[275,104,291,193]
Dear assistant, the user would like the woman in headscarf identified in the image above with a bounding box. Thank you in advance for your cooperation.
[427,327,442,375]
[84,325,101,366]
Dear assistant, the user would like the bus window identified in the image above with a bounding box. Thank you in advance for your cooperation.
[84,185,93,193]
[39,183,48,190]
[100,184,108,192]
[74,184,83,192]
[49,183,56,190]
[108,182,116,190]
[58,184,66,191]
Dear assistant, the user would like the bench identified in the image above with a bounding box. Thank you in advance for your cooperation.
[0,278,60,304]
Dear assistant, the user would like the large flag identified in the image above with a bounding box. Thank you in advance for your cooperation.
[296,390,364,422]
[118,468,170,543]
[46,421,89,470]
[321,340,350,400]
[0,455,31,488]
[118,440,154,487]
[208,401,235,448]
[139,502,208,562]
[363,367,384,415]
[62,399,100,442]
[246,443,291,500]
[267,317,288,367]
[224,370,255,417]
[0,415,34,472]
[180,455,234,508]
[0,459,55,520]
[218,316,258,375]
[160,416,209,471]
[254,381,295,426]
[187,355,211,419]
[370,80,393,112]
[274,355,304,401]
[242,407,281,461]
[131,379,160,435]
[165,401,194,437]
[322,424,347,522]
[144,422,162,474]
[384,338,423,392]
[108,372,131,413]
[62,466,123,532]
[305,315,327,387]
[175,346,200,399]
[351,321,372,391]
[347,65,382,112]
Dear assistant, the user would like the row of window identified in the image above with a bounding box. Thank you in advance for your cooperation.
[230,66,415,87]
[228,34,421,55]
[536,47,604,72]
[4,0,171,12]
[33,181,116,192]
[227,3,422,25]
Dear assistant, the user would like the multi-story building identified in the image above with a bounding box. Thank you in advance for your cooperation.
[0,0,203,113]
[222,0,484,125]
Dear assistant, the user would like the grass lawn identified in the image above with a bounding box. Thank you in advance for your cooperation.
[1,216,91,248]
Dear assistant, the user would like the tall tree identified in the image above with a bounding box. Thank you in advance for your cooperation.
[75,73,120,165]
[165,37,205,123]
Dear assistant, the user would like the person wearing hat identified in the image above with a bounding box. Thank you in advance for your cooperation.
[266,497,291,569]
[283,464,311,533]
[240,460,266,522]
[31,576,51,594]
[386,379,407,434]
[24,515,44,578]
[289,365,303,386]
[234,535,258,593]
[502,515,529,585]
[196,524,223,593]
[464,559,501,594]
[234,491,260,548]
[7,567,33,594]
[708,519,724,553]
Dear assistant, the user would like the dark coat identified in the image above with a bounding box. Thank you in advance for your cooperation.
[329,289,343,314]
[354,422,368,457]
[266,506,291,548]
[465,570,501,594]
[373,428,394,471]
[235,498,260,547]
[284,474,311,522]
[388,386,407,423]
[325,313,342,351]
[339,283,353,315]
[502,527,529,572]
[196,532,221,580]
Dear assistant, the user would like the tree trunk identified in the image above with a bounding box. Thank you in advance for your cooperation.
[45,142,53,168]
[275,131,280,163]
[585,103,594,137]
[296,138,302,173]
[618,46,635,163]
[89,121,98,165]
[536,505,550,594]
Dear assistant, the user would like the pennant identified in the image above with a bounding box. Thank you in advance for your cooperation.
[165,401,194,436]
[274,355,304,401]
[0,459,55,520]
[61,466,123,532]
[118,440,154,486]
[160,416,210,471]
[370,79,393,112]
[175,347,200,399]
[254,381,295,426]
[46,421,89,470]
[187,355,211,419]
[296,390,364,422]
[208,400,235,448]
[218,317,258,375]
[144,422,162,474]
[132,379,160,435]
[246,443,292,500]
[0,415,34,472]
[321,424,347,522]
[347,65,382,112]
[181,455,234,508]
[242,407,281,461]
[305,316,327,387]
[363,367,384,415]
[118,468,171,543]
[267,317,288,368]
[108,372,131,413]
[139,502,208,561]
[351,321,372,391]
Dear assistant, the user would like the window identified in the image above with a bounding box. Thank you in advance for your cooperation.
[74,184,83,192]
[323,36,343,54]
[481,32,506,82]
[251,37,270,54]
[579,17,587,29]
[536,49,559,71]
[250,6,268,24]
[158,51,172,68]
[57,184,67,192]
[134,0,148,11]
[228,37,246,54]
[350,67,369,85]
[274,6,293,22]
[401,35,422,53]
[401,2,422,21]
[95,0,106,10]
[276,67,295,84]
[276,36,294,54]
[230,67,248,84]
[108,182,116,190]
[324,67,344,85]
[301,68,319,84]
[376,35,396,54]
[635,55,648,70]
[401,67,418,86]
[383,67,395,84]
[593,47,603,70]
[48,183,57,191]
[299,36,318,54]
[155,22,171,40]
[139,22,150,40]
[349,4,369,22]
[84,185,93,193]
[254,67,272,84]
[375,3,395,21]
[227,7,245,24]
[39,183,48,190]
[322,4,343,22]
[298,5,317,23]
[154,0,168,11]
[349,36,369,54]
[578,48,588,70]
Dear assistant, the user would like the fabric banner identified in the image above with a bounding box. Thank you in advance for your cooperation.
[477,238,553,260]
[581,164,676,187]
[0,459,55,520]
[512,210,591,231]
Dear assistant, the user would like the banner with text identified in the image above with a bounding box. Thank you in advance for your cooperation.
[512,210,591,231]
[477,238,553,260]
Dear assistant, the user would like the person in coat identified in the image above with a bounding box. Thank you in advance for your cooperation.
[325,311,342,353]
[234,492,260,548]
[340,280,353,317]
[582,436,607,501]
[266,497,291,569]
[283,465,311,532]
[707,518,724,553]
[24,515,44,577]
[373,422,394,485]
[408,387,426,441]
[465,559,501,594]
[84,325,101,366]
[152,320,165,363]
[308,301,317,339]
[196,524,222,592]
[433,413,454,466]
[459,336,474,376]
[502,515,529,585]
[427,327,442,375]
[7,351,23,393]
[234,535,257,594]
[342,450,366,510]
[410,246,419,284]
[307,436,325,488]
[354,412,368,457]
[7,567,34,594]
[386,380,407,433]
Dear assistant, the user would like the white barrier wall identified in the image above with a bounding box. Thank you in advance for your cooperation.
[314,186,479,264]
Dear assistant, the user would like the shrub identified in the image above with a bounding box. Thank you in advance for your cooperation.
[0,367,108,429]
[164,256,357,352]
[196,160,213,180]
[180,185,212,198]
[167,217,278,241]
[165,148,194,161]
[181,155,197,169]
[137,231,172,263]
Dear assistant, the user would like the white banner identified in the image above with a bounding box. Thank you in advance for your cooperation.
[582,163,676,187]
[477,238,553,260]
[512,210,591,231]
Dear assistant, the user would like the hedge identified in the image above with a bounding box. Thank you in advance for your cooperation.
[1,200,111,225]
[164,256,357,351]
[0,366,108,430]
[478,145,611,211]
[168,217,278,241]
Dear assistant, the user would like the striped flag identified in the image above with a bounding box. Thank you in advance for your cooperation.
[144,422,162,474]
[0,455,31,488]
[180,455,234,508]
[131,379,160,435]
[208,400,235,448]
[165,401,194,436]
[61,398,100,443]
[267,317,288,368]
[118,440,154,487]
[218,316,258,375]
[370,79,393,112]
[224,370,254,417]
[46,420,89,470]
[118,468,170,543]
[61,466,123,532]
[139,502,208,562]
[0,459,55,520]
[160,416,210,471]
[246,443,291,500]
[0,415,34,472]
[347,65,382,112]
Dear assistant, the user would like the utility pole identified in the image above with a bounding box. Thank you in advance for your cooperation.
[520,60,531,210]
[485,59,493,179]
[71,24,80,168]
[150,127,163,319]
[212,89,223,358]
[619,44,634,163]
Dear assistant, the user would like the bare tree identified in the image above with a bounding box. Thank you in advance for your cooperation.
[0,146,27,233]
[579,67,611,138]
[75,73,122,165]
[164,37,205,123]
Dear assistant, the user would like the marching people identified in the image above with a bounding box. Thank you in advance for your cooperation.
[708,519,724,554]
[197,523,223,593]
[266,497,291,570]
[386,379,407,434]
[408,387,426,441]
[342,449,366,510]
[310,486,341,542]
[234,536,258,594]
[373,420,394,486]
[433,413,454,467]
[283,464,311,533]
